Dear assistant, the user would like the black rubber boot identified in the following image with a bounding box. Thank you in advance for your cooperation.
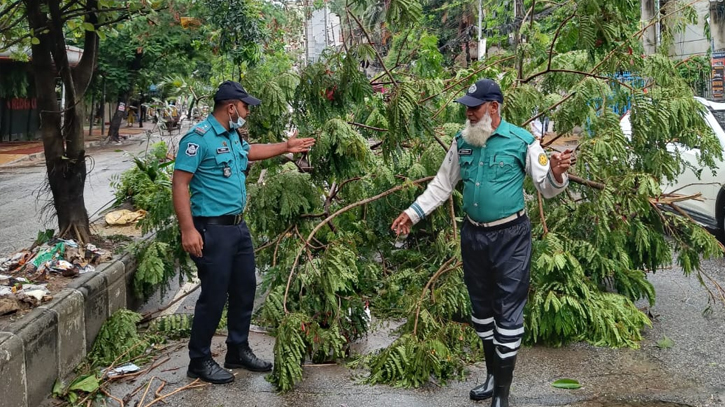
[224,342,273,372]
[187,357,234,384]
[490,349,517,407]
[470,339,496,400]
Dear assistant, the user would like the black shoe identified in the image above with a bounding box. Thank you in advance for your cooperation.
[470,373,495,400]
[471,339,496,400]
[490,349,517,407]
[224,342,273,372]
[187,357,234,384]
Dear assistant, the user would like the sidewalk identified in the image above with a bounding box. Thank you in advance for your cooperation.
[0,125,149,166]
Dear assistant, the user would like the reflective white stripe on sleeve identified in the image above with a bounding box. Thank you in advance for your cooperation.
[525,140,568,199]
[405,140,462,225]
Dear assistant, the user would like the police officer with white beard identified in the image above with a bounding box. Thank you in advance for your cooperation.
[391,79,572,407]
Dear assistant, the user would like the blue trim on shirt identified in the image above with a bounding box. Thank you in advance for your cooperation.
[411,202,425,220]
[547,171,566,188]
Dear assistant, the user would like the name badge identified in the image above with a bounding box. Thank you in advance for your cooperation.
[459,148,472,156]
[217,147,230,154]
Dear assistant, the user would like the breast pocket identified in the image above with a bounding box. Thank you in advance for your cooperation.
[459,154,476,180]
[489,154,520,183]
[215,153,234,176]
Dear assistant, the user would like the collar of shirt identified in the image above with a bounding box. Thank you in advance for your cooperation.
[207,114,233,137]
[491,119,512,139]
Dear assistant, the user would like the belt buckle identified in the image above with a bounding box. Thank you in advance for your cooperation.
[234,214,243,225]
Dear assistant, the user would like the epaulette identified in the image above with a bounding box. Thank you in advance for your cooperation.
[510,126,535,145]
[193,123,211,136]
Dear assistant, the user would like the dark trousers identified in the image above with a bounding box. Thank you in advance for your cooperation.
[188,220,256,360]
[461,215,532,360]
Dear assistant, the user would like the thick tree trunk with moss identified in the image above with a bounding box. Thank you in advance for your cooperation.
[26,0,98,243]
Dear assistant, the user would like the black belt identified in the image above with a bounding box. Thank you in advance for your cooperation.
[193,214,244,226]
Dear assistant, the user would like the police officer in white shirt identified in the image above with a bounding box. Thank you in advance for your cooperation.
[391,79,572,407]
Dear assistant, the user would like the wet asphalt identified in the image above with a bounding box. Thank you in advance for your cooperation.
[74,256,724,407]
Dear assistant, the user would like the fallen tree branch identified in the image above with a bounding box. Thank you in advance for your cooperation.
[546,10,576,71]
[347,10,397,87]
[413,258,462,336]
[538,191,549,236]
[418,55,516,104]
[568,174,605,190]
[139,285,200,324]
[348,122,388,132]
[137,376,156,407]
[100,388,124,407]
[142,378,209,407]
[283,176,435,313]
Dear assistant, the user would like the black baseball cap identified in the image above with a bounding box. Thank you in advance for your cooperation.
[455,79,504,107]
[214,81,261,106]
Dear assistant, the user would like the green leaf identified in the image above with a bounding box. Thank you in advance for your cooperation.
[656,336,674,349]
[52,379,64,396]
[68,375,100,393]
[31,37,40,45]
[552,378,582,389]
[82,23,95,32]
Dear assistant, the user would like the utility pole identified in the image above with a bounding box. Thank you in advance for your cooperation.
[477,0,486,60]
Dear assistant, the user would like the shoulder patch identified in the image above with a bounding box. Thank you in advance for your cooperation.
[537,153,548,166]
[185,143,200,157]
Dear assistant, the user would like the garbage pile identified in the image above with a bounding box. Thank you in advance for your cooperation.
[0,239,113,316]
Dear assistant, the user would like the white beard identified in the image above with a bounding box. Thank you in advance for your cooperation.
[462,112,494,147]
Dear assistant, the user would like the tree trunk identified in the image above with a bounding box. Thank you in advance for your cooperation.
[513,0,525,79]
[25,0,98,243]
[108,92,131,141]
[108,49,143,140]
[641,0,656,55]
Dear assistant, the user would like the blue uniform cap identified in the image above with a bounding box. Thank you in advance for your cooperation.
[214,80,261,106]
[455,79,504,107]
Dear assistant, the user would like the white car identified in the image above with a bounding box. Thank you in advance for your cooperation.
[620,97,725,238]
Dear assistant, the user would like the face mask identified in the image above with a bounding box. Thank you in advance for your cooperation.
[229,106,245,130]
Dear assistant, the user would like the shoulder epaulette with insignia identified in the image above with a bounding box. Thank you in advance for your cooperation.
[194,123,210,136]
[509,126,535,145]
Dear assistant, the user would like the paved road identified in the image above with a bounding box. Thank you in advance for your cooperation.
[88,258,724,407]
[0,130,185,256]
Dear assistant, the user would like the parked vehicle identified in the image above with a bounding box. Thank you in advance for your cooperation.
[620,97,725,239]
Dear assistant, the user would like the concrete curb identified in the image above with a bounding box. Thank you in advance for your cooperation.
[0,254,138,407]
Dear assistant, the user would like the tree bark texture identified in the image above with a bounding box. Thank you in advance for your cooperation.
[25,0,99,242]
